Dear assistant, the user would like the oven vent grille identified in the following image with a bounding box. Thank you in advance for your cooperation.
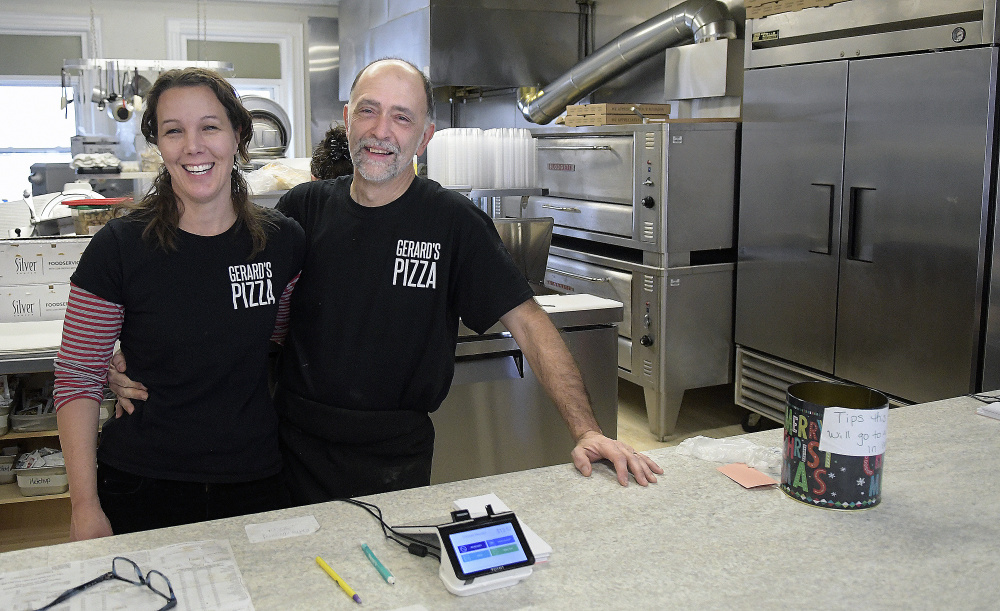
[643,275,654,293]
[735,346,836,424]
[642,359,654,377]
[642,221,655,241]
[645,133,655,150]
[736,346,909,424]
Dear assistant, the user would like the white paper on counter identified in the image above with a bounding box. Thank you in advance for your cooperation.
[245,515,320,543]
[977,403,1000,420]
[0,539,254,611]
[818,406,889,456]
[453,493,553,562]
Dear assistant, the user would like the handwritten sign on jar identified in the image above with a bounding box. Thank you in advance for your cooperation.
[781,382,888,510]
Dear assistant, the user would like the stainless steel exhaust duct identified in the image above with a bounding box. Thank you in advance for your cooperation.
[518,0,736,124]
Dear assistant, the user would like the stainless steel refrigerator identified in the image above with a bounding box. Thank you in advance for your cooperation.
[735,0,1000,419]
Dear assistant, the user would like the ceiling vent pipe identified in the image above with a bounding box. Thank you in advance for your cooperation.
[518,0,737,124]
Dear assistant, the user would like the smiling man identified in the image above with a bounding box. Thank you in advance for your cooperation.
[260,58,664,503]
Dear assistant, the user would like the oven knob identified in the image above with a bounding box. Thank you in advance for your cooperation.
[640,335,654,347]
[641,196,655,209]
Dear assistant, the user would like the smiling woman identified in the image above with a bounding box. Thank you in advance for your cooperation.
[52,67,307,542]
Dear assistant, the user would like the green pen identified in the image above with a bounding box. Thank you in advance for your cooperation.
[361,541,395,585]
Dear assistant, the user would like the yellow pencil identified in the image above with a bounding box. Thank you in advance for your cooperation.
[316,556,362,604]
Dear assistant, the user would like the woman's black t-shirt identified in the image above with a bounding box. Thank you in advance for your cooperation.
[71,211,306,483]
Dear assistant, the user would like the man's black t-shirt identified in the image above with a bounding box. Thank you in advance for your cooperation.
[275,176,534,415]
[71,211,306,483]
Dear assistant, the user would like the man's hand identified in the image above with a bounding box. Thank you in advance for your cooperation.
[108,350,147,416]
[571,430,664,486]
[70,499,114,541]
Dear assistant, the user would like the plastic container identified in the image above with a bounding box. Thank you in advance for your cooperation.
[10,411,57,433]
[71,205,116,236]
[14,464,68,496]
[0,455,15,485]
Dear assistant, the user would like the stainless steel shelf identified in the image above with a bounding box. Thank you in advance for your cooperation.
[0,352,57,375]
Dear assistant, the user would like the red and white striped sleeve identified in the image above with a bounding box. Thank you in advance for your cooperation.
[270,272,300,345]
[53,283,124,411]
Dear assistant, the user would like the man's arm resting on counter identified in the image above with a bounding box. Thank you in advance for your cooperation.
[499,298,663,486]
[56,399,114,540]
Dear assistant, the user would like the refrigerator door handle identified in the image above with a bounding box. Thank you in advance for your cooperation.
[809,182,836,255]
[846,186,876,263]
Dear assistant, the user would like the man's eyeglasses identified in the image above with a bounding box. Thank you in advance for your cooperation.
[35,556,177,611]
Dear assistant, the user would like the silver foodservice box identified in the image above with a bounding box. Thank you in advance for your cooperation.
[0,283,70,323]
[0,238,88,286]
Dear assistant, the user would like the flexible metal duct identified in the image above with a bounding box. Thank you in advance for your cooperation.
[518,0,737,124]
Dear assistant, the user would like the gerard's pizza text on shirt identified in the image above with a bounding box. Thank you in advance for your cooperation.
[394,239,440,289]
[229,262,276,309]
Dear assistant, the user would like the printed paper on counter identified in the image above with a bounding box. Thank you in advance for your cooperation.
[0,539,252,611]
[245,515,320,543]
[818,406,889,457]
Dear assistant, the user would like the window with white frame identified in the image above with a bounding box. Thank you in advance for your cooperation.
[167,19,305,157]
[0,18,91,202]
[0,81,76,201]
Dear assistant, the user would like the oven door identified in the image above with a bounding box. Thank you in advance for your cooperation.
[524,195,633,238]
[535,134,635,203]
[544,254,633,371]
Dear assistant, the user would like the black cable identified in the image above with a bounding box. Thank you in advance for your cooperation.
[337,498,441,561]
[967,392,1000,403]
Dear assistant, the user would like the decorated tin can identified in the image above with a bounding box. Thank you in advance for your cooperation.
[782,381,889,510]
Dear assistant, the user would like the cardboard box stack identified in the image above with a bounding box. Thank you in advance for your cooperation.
[0,238,88,323]
[746,0,851,20]
[563,103,670,127]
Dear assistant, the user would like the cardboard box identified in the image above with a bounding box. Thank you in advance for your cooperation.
[747,0,851,19]
[566,103,671,116]
[564,114,668,127]
[0,237,88,286]
[0,283,71,323]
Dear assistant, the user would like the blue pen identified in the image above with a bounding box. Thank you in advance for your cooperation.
[361,542,395,585]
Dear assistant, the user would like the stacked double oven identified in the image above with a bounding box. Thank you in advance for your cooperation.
[501,121,739,440]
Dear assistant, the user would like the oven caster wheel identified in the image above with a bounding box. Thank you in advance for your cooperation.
[741,411,768,433]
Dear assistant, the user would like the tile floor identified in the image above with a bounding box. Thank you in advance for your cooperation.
[616,380,781,452]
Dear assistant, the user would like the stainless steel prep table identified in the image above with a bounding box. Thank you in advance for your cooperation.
[2,395,996,609]
[432,293,623,484]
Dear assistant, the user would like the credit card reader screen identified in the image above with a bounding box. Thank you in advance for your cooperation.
[439,514,534,581]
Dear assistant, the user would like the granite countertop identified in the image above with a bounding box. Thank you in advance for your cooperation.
[2,395,997,610]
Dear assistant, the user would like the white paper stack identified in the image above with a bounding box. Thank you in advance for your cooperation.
[452,493,552,562]
[977,403,1000,421]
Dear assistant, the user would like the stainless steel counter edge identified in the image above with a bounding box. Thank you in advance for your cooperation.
[458,294,624,339]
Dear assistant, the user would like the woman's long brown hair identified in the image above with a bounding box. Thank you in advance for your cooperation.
[125,67,274,257]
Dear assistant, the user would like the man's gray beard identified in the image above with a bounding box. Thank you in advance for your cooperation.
[353,138,406,183]
[356,157,404,183]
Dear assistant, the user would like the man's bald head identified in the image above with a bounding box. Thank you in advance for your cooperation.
[349,58,434,125]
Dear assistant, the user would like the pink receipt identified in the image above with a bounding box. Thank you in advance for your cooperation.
[717,463,778,489]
